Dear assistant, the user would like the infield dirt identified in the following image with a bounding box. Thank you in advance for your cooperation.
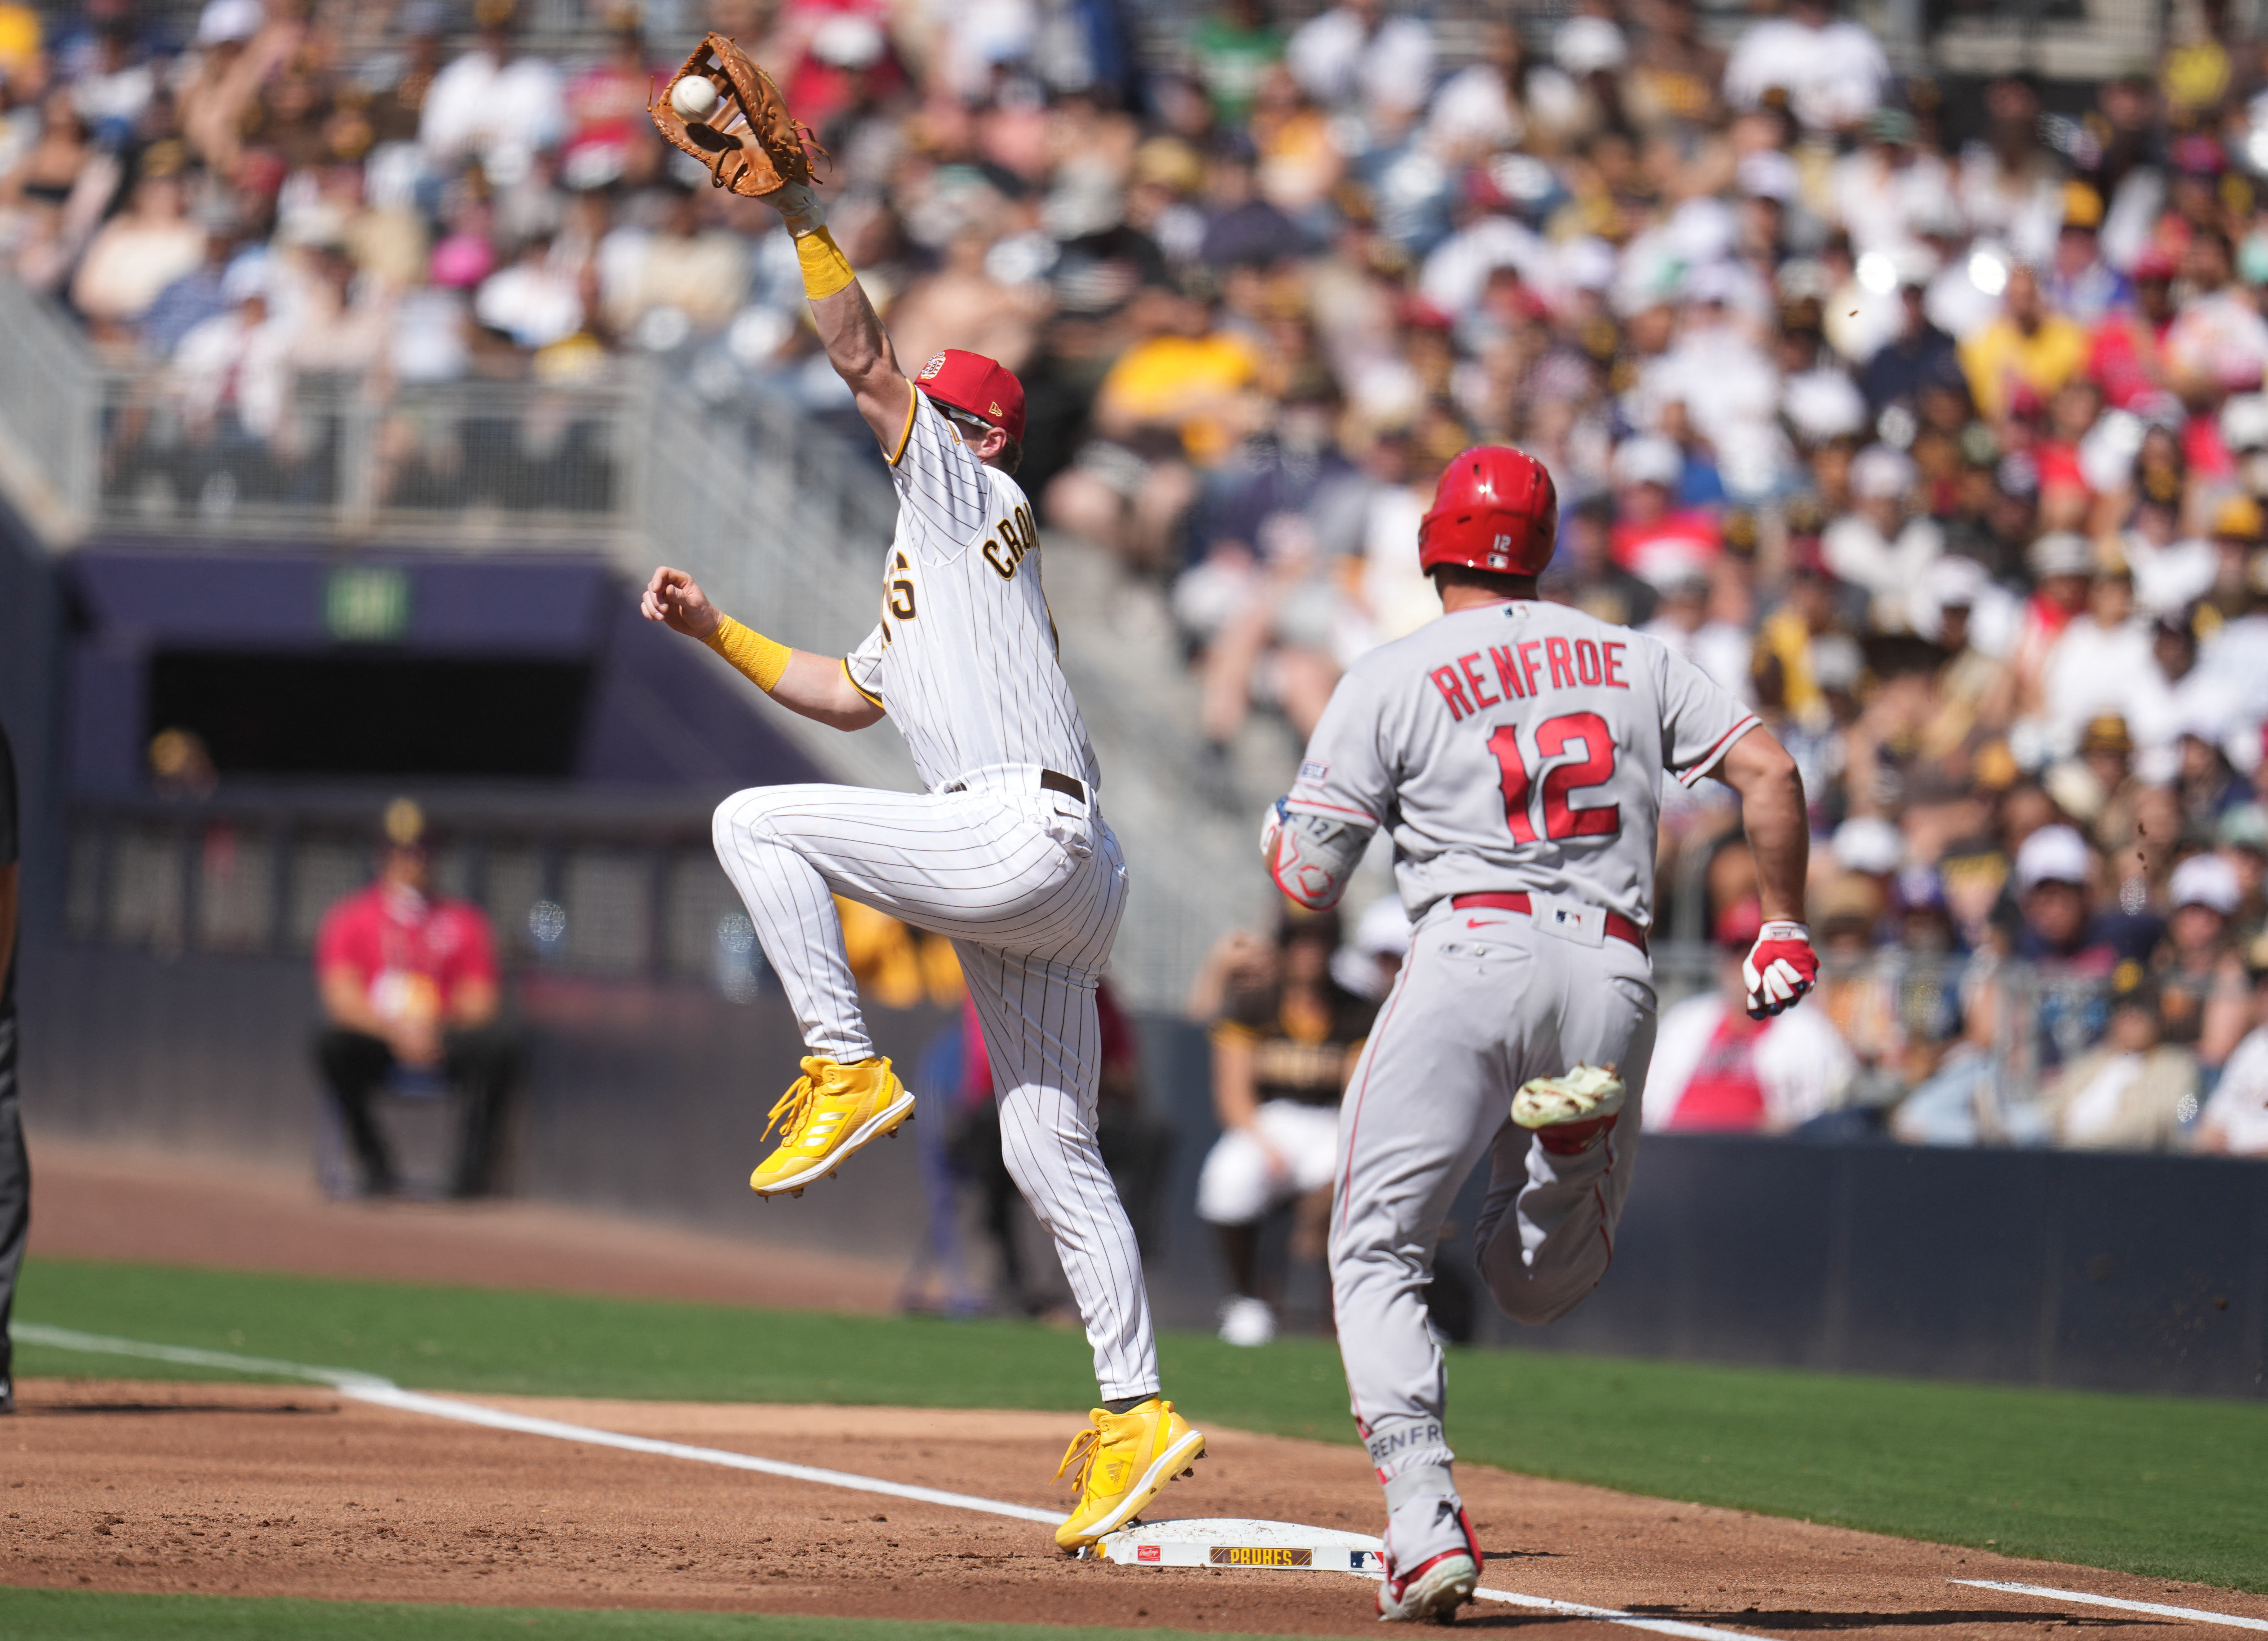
[15,1140,2268,1637]
[8,1377,2266,1638]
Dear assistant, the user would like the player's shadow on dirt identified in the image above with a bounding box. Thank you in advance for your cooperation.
[26,1402,340,1416]
[1479,1548,1567,1560]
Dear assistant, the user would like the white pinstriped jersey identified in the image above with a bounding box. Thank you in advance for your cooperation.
[1286,599,1757,927]
[844,389,1100,796]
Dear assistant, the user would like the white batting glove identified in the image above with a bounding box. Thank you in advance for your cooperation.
[1742,921,1818,1019]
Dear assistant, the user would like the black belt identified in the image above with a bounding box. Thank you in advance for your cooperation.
[945,769,1086,803]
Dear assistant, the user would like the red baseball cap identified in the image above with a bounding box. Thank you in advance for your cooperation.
[914,349,1026,443]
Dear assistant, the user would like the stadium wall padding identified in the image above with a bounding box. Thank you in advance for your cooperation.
[18,951,2268,1398]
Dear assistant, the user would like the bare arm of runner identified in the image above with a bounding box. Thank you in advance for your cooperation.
[643,565,885,732]
[1715,726,1817,1018]
[1715,728,1807,922]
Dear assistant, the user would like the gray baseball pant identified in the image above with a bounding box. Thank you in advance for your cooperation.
[1329,902,1657,1483]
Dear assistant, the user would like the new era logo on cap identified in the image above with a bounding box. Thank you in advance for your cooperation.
[913,348,1026,442]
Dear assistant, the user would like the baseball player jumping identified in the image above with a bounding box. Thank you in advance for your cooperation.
[1262,447,1816,1620]
[638,95,1201,1548]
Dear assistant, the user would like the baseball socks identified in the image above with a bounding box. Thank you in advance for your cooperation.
[1376,1462,1482,1621]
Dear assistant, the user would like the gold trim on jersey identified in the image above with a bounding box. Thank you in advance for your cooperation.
[885,380,918,466]
[841,657,884,710]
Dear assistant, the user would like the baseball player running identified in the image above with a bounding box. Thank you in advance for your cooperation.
[1262,447,1816,1620]
[639,153,1200,1549]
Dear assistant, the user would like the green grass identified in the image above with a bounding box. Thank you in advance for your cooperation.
[0,1588,1296,1641]
[15,1257,2268,1593]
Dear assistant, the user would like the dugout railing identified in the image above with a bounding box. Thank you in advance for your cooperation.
[57,786,2138,1132]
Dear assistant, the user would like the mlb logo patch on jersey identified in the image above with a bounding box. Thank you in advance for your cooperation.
[1299,760,1330,783]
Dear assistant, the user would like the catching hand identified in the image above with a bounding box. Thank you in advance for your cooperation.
[1742,921,1818,1019]
[642,567,722,639]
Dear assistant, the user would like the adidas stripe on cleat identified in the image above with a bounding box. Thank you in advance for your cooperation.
[749,1056,915,1196]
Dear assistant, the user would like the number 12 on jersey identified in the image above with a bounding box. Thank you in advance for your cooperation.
[1489,711,1620,843]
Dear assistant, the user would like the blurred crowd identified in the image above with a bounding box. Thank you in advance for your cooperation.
[15,0,2268,1155]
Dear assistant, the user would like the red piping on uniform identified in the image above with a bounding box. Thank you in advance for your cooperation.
[1678,715,1760,787]
[1292,799,1381,823]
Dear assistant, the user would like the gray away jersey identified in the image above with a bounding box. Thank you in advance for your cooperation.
[1286,599,1758,928]
[845,389,1100,795]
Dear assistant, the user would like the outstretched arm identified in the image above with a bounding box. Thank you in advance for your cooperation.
[643,566,884,731]
[760,184,915,454]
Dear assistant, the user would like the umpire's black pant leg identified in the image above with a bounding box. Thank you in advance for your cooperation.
[445,1024,521,1199]
[0,1012,27,1400]
[315,1027,398,1194]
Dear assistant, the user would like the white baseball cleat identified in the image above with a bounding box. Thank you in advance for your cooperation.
[1511,1063,1624,1155]
[1375,1494,1482,1623]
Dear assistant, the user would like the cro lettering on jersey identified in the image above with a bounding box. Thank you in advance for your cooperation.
[980,505,1040,582]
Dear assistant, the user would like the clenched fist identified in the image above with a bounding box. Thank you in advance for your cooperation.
[1742,921,1818,1019]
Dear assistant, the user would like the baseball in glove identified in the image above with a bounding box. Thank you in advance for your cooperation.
[650,33,824,198]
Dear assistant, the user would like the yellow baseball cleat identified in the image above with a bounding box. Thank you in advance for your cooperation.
[748,1056,915,1197]
[1052,1397,1205,1551]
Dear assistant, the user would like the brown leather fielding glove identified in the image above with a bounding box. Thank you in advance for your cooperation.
[649,33,823,198]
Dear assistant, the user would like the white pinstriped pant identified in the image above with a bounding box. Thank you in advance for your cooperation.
[712,768,1157,1400]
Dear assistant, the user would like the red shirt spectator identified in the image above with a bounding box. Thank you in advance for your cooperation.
[316,879,497,1034]
[313,815,516,1199]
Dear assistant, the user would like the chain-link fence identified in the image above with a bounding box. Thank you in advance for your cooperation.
[94,370,643,540]
[64,797,760,994]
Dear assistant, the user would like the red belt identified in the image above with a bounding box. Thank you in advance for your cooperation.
[1450,891,1649,956]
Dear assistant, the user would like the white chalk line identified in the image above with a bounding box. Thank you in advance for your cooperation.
[1953,1580,2268,1632]
[15,1324,1055,1524]
[52,1323,2260,1639]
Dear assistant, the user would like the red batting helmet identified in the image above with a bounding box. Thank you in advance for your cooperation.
[1417,445,1559,577]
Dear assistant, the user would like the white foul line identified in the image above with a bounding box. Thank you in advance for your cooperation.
[14,1324,1055,1524]
[25,1321,1768,1638]
[1469,1587,1757,1640]
[1953,1580,2268,1632]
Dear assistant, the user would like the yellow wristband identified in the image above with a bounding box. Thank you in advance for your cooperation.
[797,226,857,301]
[702,614,792,694]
